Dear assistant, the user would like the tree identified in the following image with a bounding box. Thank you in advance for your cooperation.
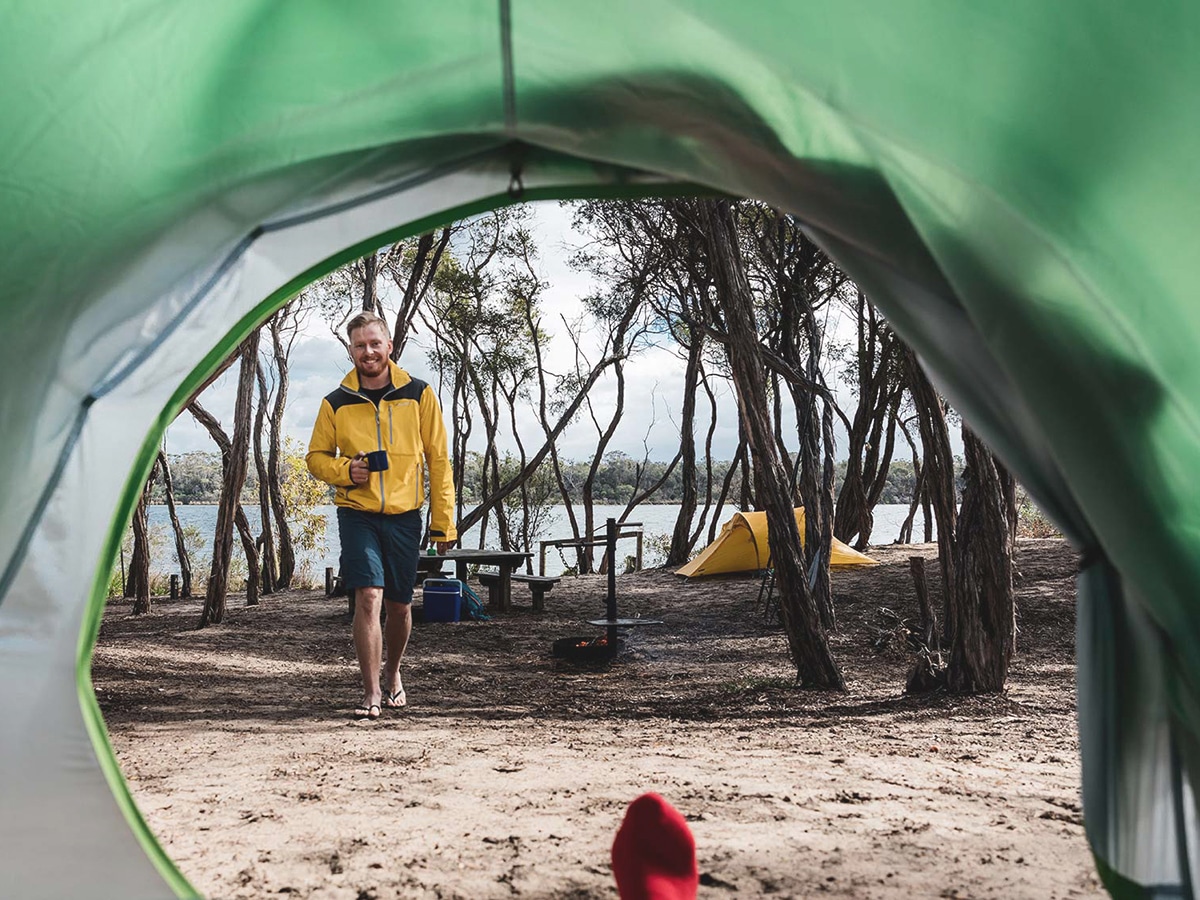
[253,361,278,594]
[700,199,843,690]
[156,449,192,598]
[570,199,717,567]
[833,293,905,549]
[194,333,261,626]
[266,300,306,588]
[947,427,1016,693]
[128,462,157,614]
[903,347,1018,694]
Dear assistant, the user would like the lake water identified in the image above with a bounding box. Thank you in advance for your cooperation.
[144,502,932,580]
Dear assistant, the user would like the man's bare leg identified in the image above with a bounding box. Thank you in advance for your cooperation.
[353,586,384,715]
[382,600,412,707]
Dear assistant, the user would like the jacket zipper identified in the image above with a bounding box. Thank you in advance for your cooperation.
[374,409,385,512]
[337,384,389,510]
[339,379,410,514]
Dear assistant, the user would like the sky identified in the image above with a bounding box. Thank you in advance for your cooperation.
[165,201,883,464]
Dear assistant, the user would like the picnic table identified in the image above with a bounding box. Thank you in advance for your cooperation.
[332,549,533,614]
[434,548,532,613]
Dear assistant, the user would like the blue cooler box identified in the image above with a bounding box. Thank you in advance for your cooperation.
[422,578,462,623]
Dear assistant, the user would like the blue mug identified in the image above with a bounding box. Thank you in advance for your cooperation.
[365,450,389,471]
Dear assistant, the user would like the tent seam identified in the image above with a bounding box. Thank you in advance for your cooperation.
[262,143,508,233]
[499,0,516,132]
[0,403,90,604]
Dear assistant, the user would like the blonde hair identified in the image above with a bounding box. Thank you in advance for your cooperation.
[346,311,389,340]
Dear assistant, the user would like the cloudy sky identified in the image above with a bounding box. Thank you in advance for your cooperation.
[166,201,845,463]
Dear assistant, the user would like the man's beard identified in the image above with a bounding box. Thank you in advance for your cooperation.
[356,357,387,379]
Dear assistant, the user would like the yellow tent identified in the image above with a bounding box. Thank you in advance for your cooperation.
[676,508,878,577]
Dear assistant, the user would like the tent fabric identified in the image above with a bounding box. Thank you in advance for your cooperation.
[676,509,878,578]
[0,3,1198,897]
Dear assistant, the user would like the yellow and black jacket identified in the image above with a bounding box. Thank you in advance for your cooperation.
[306,361,457,542]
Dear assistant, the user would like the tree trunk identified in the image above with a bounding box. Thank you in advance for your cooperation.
[267,316,296,588]
[524,296,586,571]
[948,427,1016,693]
[196,332,259,626]
[389,227,452,358]
[711,437,745,545]
[690,368,720,550]
[254,362,278,595]
[581,356,626,574]
[129,466,156,614]
[235,506,260,607]
[895,418,923,545]
[360,251,380,314]
[456,353,620,535]
[701,200,843,690]
[815,393,838,626]
[905,348,958,647]
[667,335,703,566]
[157,450,192,598]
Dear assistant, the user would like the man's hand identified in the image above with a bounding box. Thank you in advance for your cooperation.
[349,452,370,485]
[435,541,455,554]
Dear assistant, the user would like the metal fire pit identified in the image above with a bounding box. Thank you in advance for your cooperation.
[552,634,620,663]
[550,518,661,664]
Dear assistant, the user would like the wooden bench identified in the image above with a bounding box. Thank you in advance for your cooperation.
[477,571,561,612]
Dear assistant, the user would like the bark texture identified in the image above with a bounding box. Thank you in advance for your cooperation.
[157,450,192,598]
[701,200,843,690]
[948,427,1016,693]
[129,466,156,614]
[197,333,259,627]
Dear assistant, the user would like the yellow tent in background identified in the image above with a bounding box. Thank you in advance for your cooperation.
[676,508,878,577]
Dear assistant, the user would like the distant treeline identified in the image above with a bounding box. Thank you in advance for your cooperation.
[156,449,954,507]
[149,451,277,505]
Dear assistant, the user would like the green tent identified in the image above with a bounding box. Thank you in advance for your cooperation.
[1,3,1196,896]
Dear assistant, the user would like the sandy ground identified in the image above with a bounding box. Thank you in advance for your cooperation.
[94,539,1103,899]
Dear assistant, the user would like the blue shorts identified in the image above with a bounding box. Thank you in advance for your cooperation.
[336,507,422,604]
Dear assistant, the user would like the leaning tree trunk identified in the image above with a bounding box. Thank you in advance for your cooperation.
[197,333,259,627]
[129,466,156,614]
[157,450,192,598]
[235,506,261,607]
[701,200,844,690]
[948,427,1016,693]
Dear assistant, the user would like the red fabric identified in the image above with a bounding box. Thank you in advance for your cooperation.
[611,793,699,900]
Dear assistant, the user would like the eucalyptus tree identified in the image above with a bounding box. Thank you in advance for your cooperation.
[698,199,844,689]
[155,449,192,599]
[193,333,261,626]
[127,461,157,614]
[903,348,1017,694]
[570,199,719,567]
[831,293,906,550]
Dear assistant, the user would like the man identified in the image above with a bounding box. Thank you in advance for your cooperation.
[307,312,457,720]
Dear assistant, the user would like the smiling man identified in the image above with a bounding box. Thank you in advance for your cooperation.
[307,311,457,720]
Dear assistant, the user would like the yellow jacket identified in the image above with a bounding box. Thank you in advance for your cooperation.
[306,361,457,542]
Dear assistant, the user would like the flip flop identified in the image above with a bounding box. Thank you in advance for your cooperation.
[354,703,382,721]
[383,686,406,709]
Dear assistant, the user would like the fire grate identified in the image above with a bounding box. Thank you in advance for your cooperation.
[552,634,620,663]
[550,518,661,665]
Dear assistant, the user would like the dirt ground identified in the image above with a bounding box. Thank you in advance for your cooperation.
[93,539,1103,900]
